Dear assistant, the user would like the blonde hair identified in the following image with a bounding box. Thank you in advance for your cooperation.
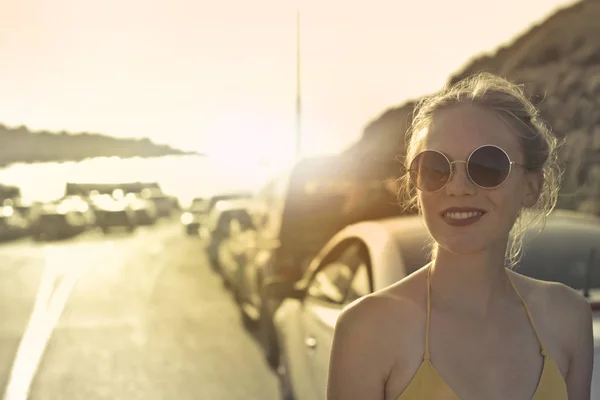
[398,72,563,268]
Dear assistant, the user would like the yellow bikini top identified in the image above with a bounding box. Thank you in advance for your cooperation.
[396,266,567,400]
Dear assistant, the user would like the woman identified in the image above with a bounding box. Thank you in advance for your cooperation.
[327,73,594,400]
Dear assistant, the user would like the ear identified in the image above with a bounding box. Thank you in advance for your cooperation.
[522,170,543,208]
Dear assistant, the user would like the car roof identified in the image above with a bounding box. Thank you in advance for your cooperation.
[301,215,428,291]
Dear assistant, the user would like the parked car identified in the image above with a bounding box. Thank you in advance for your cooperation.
[58,195,97,226]
[217,205,262,291]
[140,188,176,218]
[31,202,91,241]
[180,197,210,235]
[265,210,600,400]
[0,205,31,241]
[233,156,407,368]
[124,194,158,226]
[181,193,253,236]
[92,196,137,234]
[200,199,256,272]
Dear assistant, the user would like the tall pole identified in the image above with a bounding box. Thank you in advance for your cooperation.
[295,8,302,161]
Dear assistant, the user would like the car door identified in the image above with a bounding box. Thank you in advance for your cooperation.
[299,240,371,400]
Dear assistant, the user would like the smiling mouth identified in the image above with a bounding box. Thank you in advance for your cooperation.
[443,211,485,220]
[439,208,487,226]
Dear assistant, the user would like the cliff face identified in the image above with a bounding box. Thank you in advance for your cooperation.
[350,0,600,211]
[0,124,198,166]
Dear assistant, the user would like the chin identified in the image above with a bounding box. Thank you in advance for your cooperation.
[436,240,489,257]
[425,214,503,256]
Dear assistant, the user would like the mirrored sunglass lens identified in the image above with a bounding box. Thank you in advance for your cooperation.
[468,146,510,188]
[410,151,450,191]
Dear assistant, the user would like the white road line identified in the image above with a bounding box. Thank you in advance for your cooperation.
[2,245,83,400]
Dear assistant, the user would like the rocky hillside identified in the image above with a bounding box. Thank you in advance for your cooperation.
[0,124,199,166]
[348,0,600,212]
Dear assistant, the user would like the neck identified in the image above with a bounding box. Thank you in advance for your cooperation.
[430,243,514,318]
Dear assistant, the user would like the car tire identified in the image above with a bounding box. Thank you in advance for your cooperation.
[240,307,256,330]
[259,299,280,371]
[222,276,231,289]
[213,259,222,273]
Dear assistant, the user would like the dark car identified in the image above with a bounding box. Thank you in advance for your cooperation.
[140,188,177,218]
[124,194,158,226]
[200,199,256,272]
[0,205,31,241]
[233,155,407,367]
[181,193,253,236]
[31,203,90,241]
[92,197,137,234]
[180,197,210,235]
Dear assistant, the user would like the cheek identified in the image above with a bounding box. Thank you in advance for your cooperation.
[490,184,524,222]
[418,194,444,228]
[417,193,435,215]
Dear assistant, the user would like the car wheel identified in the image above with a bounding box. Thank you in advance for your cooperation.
[232,288,242,304]
[213,259,222,273]
[240,306,256,330]
[259,299,280,370]
[222,275,231,289]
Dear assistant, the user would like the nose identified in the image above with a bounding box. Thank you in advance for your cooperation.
[445,161,476,196]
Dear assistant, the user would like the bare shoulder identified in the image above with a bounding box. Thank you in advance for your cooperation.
[507,270,593,351]
[508,270,591,318]
[333,265,429,360]
[339,264,429,334]
[328,266,429,399]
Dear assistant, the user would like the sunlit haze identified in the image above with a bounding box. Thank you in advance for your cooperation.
[0,0,578,162]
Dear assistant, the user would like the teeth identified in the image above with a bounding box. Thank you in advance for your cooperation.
[444,211,483,220]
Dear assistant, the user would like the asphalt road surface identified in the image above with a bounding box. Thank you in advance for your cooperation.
[0,220,279,400]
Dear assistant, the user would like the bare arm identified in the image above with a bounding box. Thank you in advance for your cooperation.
[326,297,393,400]
[565,290,594,400]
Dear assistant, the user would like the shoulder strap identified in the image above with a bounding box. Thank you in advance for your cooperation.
[507,276,547,356]
[424,265,432,360]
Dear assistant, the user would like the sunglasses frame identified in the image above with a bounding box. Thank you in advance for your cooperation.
[410,144,525,193]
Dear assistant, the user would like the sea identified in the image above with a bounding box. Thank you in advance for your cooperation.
[0,154,286,207]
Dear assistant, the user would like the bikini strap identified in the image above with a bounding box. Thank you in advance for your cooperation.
[424,264,432,360]
[507,275,547,356]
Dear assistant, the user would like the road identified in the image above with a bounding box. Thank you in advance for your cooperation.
[0,220,279,400]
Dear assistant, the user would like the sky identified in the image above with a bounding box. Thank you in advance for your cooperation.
[0,0,579,163]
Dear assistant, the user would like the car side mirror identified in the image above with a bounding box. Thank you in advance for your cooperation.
[262,277,304,300]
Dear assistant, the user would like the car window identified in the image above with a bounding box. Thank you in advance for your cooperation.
[345,263,371,304]
[306,241,369,305]
[235,210,254,230]
[517,241,600,290]
[307,262,354,304]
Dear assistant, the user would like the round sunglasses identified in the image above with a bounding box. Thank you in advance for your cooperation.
[409,145,524,192]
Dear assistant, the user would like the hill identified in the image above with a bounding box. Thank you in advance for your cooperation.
[346,0,600,211]
[0,124,199,166]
